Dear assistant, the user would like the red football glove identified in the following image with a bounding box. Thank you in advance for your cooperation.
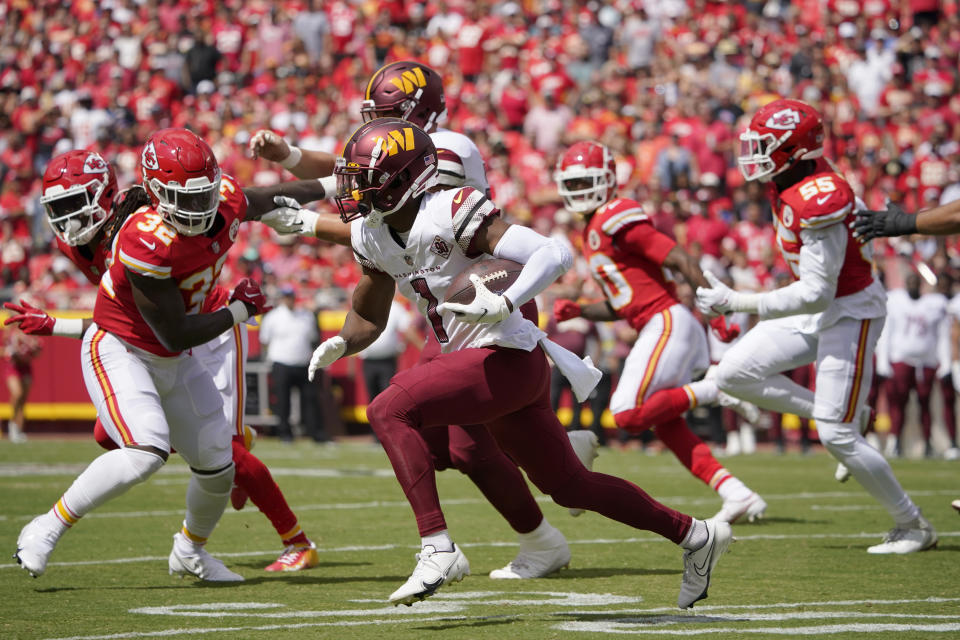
[3,300,56,336]
[230,278,272,316]
[553,299,582,322]
[709,315,741,343]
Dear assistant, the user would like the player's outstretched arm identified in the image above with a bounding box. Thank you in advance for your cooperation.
[307,268,395,381]
[249,130,336,180]
[853,199,960,240]
[3,300,90,338]
[128,271,267,352]
[259,196,351,246]
[553,298,618,323]
[662,245,710,290]
[243,179,331,220]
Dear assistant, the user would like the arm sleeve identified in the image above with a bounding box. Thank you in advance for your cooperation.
[617,221,676,265]
[756,223,846,318]
[493,224,573,308]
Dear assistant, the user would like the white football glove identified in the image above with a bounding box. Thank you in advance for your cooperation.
[695,270,736,317]
[436,274,512,324]
[308,336,346,381]
[260,196,320,236]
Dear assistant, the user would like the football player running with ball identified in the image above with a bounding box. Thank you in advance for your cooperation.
[12,131,328,581]
[308,118,732,609]
[696,99,936,554]
[251,61,599,582]
[552,140,766,524]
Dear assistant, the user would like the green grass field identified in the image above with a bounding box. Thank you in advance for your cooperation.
[1,436,957,640]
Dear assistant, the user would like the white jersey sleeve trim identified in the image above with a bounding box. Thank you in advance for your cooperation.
[757,223,846,318]
[117,248,171,278]
[601,208,648,236]
[798,203,852,229]
[452,189,497,254]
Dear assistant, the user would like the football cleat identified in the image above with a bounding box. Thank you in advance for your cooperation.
[678,518,733,609]
[168,533,244,582]
[952,499,960,514]
[567,429,600,516]
[489,525,570,579]
[867,514,938,554]
[717,391,761,425]
[265,543,319,572]
[14,515,61,578]
[834,463,851,483]
[389,544,469,606]
[714,492,767,524]
[230,485,249,511]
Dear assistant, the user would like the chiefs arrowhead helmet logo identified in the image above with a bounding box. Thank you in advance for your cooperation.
[83,153,108,174]
[141,142,159,171]
[764,108,802,131]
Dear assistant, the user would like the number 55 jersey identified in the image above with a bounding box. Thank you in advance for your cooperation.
[767,158,885,331]
[93,175,247,356]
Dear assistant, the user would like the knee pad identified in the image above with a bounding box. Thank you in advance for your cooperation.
[191,463,235,496]
[814,420,858,457]
[715,356,753,392]
[121,447,166,484]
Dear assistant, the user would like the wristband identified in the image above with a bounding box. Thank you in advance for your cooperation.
[318,175,336,199]
[52,317,85,339]
[228,300,250,325]
[730,291,763,314]
[280,145,302,170]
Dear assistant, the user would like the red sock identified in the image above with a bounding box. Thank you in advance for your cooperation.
[614,387,693,434]
[654,417,726,488]
[232,441,307,543]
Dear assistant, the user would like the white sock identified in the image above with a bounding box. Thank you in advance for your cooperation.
[716,476,752,502]
[183,464,234,542]
[686,379,719,406]
[681,519,708,551]
[517,518,560,548]
[421,530,453,552]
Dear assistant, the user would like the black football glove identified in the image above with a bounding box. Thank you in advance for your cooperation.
[851,201,917,242]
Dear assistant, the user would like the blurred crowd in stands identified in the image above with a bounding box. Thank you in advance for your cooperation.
[2,0,960,452]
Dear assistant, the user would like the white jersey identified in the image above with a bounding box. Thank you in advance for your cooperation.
[350,187,543,354]
[884,289,947,368]
[430,127,488,193]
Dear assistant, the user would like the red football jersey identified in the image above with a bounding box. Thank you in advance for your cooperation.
[93,175,247,356]
[768,158,873,298]
[581,197,678,330]
[56,237,110,286]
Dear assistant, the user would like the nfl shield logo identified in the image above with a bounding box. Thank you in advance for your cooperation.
[430,235,451,259]
[404,255,414,266]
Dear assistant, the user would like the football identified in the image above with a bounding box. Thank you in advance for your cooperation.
[444,258,524,306]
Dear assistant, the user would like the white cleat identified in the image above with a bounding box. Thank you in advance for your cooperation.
[678,518,732,609]
[834,462,851,483]
[567,430,599,517]
[489,527,570,579]
[867,514,938,554]
[14,515,60,578]
[714,492,767,524]
[717,391,761,425]
[389,543,470,606]
[952,499,960,514]
[168,533,244,582]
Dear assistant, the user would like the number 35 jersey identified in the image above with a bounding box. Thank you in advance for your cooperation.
[581,197,679,331]
[93,175,247,357]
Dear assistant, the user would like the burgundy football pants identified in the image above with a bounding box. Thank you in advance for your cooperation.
[367,345,692,544]
[887,362,936,442]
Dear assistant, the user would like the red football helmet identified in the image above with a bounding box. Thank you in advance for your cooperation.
[360,61,446,133]
[40,150,118,246]
[140,128,221,236]
[334,117,438,227]
[554,141,617,214]
[738,98,824,182]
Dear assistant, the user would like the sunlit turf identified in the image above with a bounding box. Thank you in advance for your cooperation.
[1,437,957,640]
